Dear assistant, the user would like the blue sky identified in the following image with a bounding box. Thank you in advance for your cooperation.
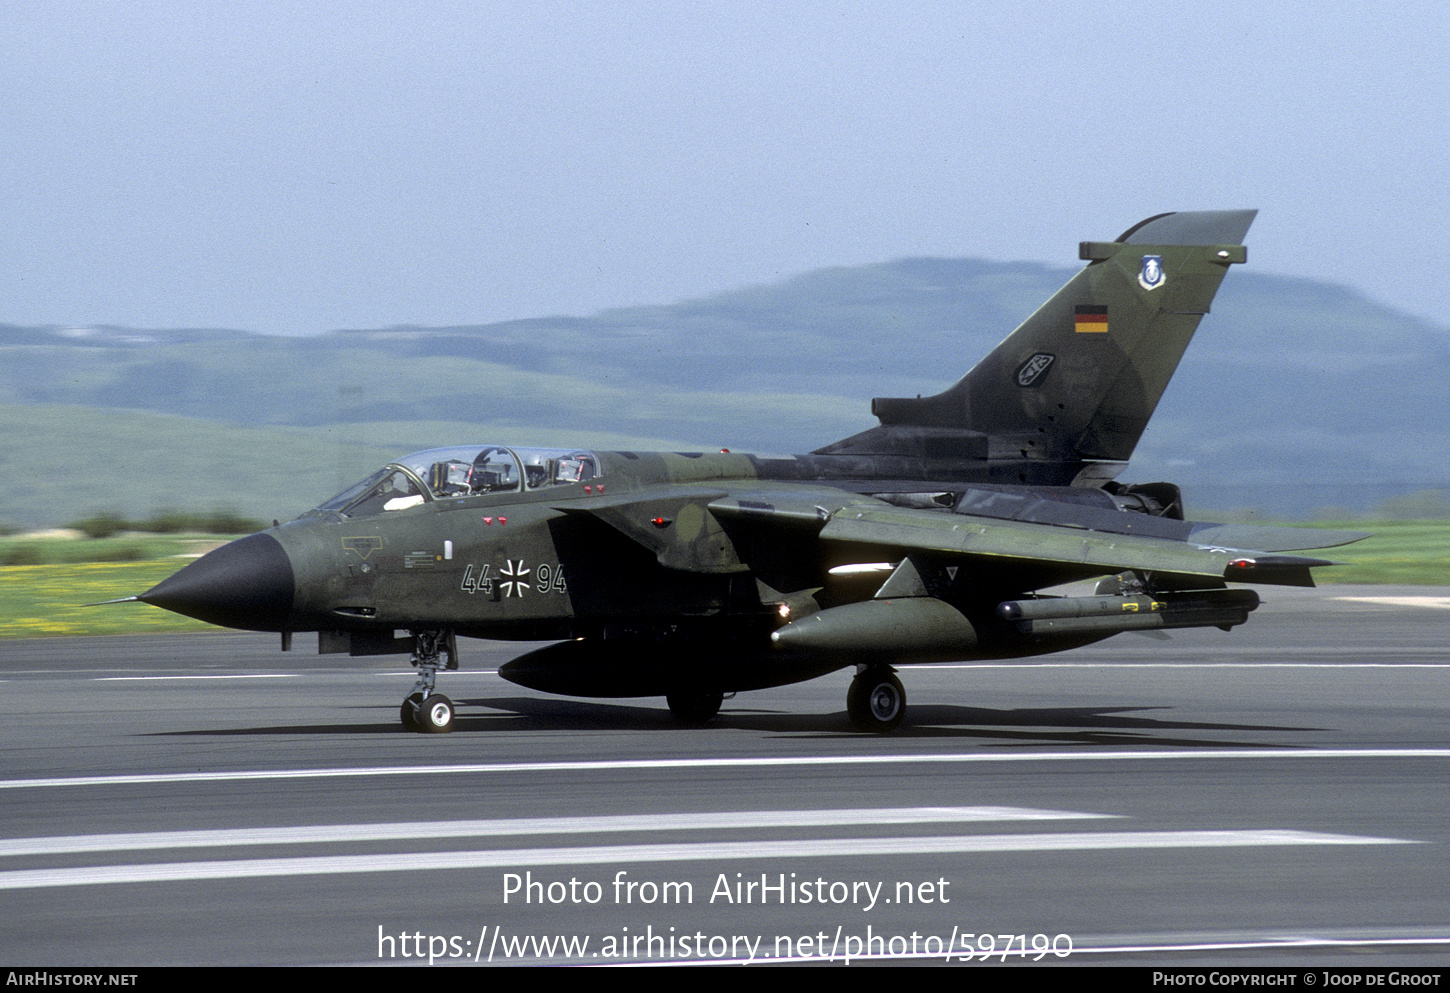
[4,1,1447,334]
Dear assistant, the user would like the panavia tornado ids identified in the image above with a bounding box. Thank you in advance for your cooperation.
[129,210,1367,733]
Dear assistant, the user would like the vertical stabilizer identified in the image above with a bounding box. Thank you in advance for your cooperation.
[818,211,1255,467]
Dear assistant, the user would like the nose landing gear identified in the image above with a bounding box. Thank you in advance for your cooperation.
[400,630,458,733]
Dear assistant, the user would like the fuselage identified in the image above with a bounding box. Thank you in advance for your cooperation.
[139,444,1128,654]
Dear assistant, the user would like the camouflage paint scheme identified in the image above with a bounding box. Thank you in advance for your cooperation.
[137,211,1367,732]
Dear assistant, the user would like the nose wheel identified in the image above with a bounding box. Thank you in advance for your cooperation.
[413,694,455,733]
[399,630,458,733]
[399,691,456,733]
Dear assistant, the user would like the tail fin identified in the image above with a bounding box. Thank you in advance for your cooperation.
[818,210,1255,466]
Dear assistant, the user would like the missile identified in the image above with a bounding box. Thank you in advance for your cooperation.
[997,589,1259,635]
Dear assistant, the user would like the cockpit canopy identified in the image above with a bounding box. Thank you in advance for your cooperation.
[317,446,600,518]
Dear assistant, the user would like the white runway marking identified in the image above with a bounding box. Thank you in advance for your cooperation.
[685,932,1450,966]
[4,748,1450,791]
[0,806,1113,857]
[1070,933,1450,957]
[916,661,1450,668]
[93,674,299,681]
[1336,596,1450,609]
[0,830,1409,891]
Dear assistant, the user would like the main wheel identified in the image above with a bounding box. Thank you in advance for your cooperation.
[400,692,424,731]
[847,668,906,733]
[666,687,724,725]
[417,693,455,733]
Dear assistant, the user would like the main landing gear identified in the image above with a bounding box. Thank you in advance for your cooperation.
[400,630,457,733]
[665,686,725,726]
[847,665,905,733]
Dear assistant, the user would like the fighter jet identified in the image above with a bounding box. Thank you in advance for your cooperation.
[132,210,1367,733]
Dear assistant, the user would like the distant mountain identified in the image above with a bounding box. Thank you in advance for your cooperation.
[2,260,1446,525]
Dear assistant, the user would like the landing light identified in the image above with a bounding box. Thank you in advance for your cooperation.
[828,562,896,577]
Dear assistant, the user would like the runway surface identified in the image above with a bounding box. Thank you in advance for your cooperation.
[2,583,1448,966]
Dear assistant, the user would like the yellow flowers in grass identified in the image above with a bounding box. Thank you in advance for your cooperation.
[0,561,215,638]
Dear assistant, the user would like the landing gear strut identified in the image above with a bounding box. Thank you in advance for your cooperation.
[400,629,458,733]
[847,665,905,733]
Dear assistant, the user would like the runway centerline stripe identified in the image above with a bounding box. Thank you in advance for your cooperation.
[0,806,1115,857]
[0,830,1409,891]
[93,674,299,681]
[4,748,1450,790]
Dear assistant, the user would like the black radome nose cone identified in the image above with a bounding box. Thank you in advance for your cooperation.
[140,532,295,631]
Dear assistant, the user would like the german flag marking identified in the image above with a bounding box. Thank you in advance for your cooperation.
[1075,304,1108,333]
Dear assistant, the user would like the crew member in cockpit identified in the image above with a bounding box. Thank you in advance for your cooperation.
[429,461,471,496]
[554,456,595,484]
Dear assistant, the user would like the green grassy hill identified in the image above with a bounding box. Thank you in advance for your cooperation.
[3,259,1448,525]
